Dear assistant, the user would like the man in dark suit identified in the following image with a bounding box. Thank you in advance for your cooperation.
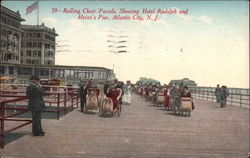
[79,80,87,112]
[104,81,111,96]
[26,75,46,136]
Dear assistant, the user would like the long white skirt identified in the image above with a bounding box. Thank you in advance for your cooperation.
[123,93,131,104]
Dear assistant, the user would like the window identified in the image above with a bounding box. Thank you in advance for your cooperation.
[70,70,74,77]
[18,67,33,75]
[33,51,37,57]
[36,60,40,64]
[33,42,37,48]
[7,30,12,36]
[7,54,12,60]
[3,29,6,37]
[54,69,65,77]
[10,20,13,26]
[27,50,32,56]
[9,66,14,74]
[26,42,32,48]
[65,70,70,77]
[74,71,78,78]
[0,66,5,74]
[0,41,6,47]
[1,30,4,37]
[38,51,41,57]
[38,42,41,48]
[55,70,60,77]
[90,71,93,78]
[27,33,32,38]
[93,71,98,79]
[60,70,64,77]
[50,70,55,77]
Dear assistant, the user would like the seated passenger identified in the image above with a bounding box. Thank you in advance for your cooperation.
[180,86,191,97]
[180,86,194,110]
[106,86,122,111]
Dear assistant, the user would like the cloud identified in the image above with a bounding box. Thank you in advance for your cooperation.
[57,44,70,48]
[177,14,195,23]
[198,15,213,24]
[178,14,213,24]
[175,7,213,24]
[42,17,58,25]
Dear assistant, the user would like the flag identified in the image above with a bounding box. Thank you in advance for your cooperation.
[26,1,38,15]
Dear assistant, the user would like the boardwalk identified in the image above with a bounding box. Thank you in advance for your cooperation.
[0,94,249,158]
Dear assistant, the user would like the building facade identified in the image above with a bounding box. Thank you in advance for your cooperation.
[20,24,58,65]
[0,6,116,86]
[0,6,24,64]
[0,63,115,86]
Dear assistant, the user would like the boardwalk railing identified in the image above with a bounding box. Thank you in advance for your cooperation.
[190,87,250,108]
[0,97,31,149]
[0,87,79,148]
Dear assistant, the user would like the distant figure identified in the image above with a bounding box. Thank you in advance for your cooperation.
[180,86,191,97]
[87,78,93,88]
[164,87,171,109]
[123,81,132,105]
[106,86,122,111]
[220,86,229,107]
[170,86,180,113]
[26,75,46,136]
[79,80,87,112]
[180,86,195,110]
[116,81,124,104]
[140,86,143,97]
[113,78,119,87]
[215,84,221,103]
[104,81,111,96]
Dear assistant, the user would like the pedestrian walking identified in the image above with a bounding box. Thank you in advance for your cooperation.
[170,86,180,114]
[220,86,229,107]
[79,80,87,112]
[215,84,221,103]
[122,81,132,105]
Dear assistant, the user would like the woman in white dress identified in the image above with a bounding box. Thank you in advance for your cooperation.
[122,81,132,105]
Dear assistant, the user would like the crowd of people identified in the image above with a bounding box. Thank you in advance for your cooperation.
[25,75,230,137]
[134,83,195,115]
[79,78,132,112]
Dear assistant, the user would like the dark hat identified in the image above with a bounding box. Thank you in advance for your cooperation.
[30,75,40,80]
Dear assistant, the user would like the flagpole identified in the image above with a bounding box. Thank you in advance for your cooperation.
[37,0,39,26]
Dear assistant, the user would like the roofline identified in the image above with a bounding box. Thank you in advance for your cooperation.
[0,63,113,71]
[21,24,58,36]
[1,5,25,22]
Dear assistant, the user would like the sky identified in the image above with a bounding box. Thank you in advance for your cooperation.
[2,1,249,88]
